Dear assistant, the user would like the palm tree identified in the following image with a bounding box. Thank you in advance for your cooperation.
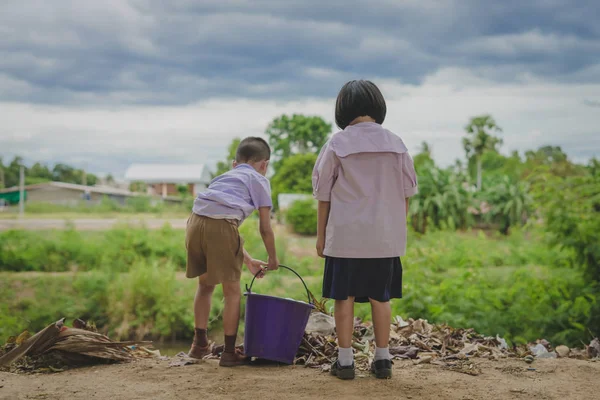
[409,164,473,233]
[463,115,503,191]
[420,141,432,157]
[483,176,532,235]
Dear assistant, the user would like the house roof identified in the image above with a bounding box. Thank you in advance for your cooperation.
[124,164,212,184]
[0,181,137,197]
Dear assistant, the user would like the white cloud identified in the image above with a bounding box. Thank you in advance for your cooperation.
[457,29,600,57]
[1,68,598,175]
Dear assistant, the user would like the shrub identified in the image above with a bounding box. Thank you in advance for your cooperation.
[286,199,317,235]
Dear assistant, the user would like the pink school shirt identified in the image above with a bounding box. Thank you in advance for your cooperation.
[312,122,418,258]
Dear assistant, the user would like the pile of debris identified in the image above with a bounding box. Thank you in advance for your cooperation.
[0,318,154,373]
[3,315,598,375]
[295,313,600,375]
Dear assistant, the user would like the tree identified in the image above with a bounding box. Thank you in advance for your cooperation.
[3,157,25,188]
[482,176,532,235]
[413,141,434,171]
[29,163,53,182]
[463,115,503,190]
[270,153,318,209]
[265,114,331,171]
[409,162,473,233]
[213,138,241,178]
[531,166,600,336]
[522,146,582,178]
[52,163,78,183]
[0,158,5,189]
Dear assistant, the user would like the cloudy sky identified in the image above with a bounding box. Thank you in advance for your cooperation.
[1,0,599,176]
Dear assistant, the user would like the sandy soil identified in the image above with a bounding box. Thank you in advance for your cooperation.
[1,357,599,400]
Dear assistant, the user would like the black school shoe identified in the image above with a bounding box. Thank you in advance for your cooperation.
[330,359,355,380]
[371,359,393,379]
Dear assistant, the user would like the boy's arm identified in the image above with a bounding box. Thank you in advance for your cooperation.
[316,200,331,258]
[243,247,266,279]
[242,248,253,265]
[258,207,278,270]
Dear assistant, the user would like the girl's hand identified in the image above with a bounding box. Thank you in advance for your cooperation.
[247,259,267,278]
[316,236,325,258]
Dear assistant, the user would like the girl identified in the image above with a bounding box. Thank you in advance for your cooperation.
[312,80,418,380]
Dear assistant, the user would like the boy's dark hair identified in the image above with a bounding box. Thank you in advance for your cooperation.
[335,80,387,129]
[235,137,271,163]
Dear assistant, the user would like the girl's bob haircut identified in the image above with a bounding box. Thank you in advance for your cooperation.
[335,80,387,130]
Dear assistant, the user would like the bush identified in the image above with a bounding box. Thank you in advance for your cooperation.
[1,223,595,347]
[270,153,317,209]
[286,199,317,235]
[0,219,288,273]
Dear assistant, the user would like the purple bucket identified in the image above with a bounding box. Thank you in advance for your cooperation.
[244,265,315,364]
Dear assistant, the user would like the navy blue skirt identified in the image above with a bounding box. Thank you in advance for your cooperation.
[322,257,403,303]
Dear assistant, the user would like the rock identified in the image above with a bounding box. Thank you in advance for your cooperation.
[394,316,409,328]
[588,338,600,359]
[524,355,534,364]
[414,356,432,365]
[305,312,336,336]
[555,345,570,358]
[496,335,508,350]
[530,343,548,357]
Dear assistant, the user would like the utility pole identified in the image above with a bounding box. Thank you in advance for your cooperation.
[82,163,87,186]
[19,164,25,218]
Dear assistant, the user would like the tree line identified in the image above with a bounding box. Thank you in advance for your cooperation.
[217,113,598,235]
[0,156,101,189]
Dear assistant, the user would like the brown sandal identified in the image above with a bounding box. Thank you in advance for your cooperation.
[188,344,210,359]
[219,349,250,367]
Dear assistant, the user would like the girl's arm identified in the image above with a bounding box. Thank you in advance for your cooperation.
[406,198,409,216]
[316,200,331,258]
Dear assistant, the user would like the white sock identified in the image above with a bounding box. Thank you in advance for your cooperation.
[338,347,353,366]
[375,346,390,361]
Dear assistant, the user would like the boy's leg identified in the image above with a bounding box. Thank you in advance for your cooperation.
[194,281,215,329]
[189,281,215,358]
[334,297,355,367]
[369,298,393,379]
[221,280,241,339]
[219,280,248,367]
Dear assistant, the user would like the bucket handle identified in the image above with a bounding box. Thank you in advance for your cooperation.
[245,265,313,305]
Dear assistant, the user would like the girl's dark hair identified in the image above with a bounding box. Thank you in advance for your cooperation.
[236,137,271,163]
[335,80,387,129]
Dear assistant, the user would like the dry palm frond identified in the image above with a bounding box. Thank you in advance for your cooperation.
[0,318,152,372]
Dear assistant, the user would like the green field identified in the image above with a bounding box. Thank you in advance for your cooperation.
[0,219,594,347]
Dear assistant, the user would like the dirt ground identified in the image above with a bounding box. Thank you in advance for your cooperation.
[0,218,187,231]
[1,357,599,400]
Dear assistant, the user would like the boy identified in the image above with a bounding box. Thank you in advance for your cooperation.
[186,137,278,367]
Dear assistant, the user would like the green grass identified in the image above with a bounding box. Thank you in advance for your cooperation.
[0,222,595,347]
[0,197,192,219]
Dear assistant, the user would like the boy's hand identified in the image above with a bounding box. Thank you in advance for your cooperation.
[267,257,279,271]
[316,236,325,258]
[247,259,267,279]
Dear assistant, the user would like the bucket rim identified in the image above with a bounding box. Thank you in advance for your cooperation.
[244,292,315,308]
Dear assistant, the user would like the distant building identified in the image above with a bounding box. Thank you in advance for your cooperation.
[0,181,138,206]
[124,164,212,197]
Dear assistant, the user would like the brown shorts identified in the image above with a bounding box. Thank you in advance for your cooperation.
[185,213,244,285]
